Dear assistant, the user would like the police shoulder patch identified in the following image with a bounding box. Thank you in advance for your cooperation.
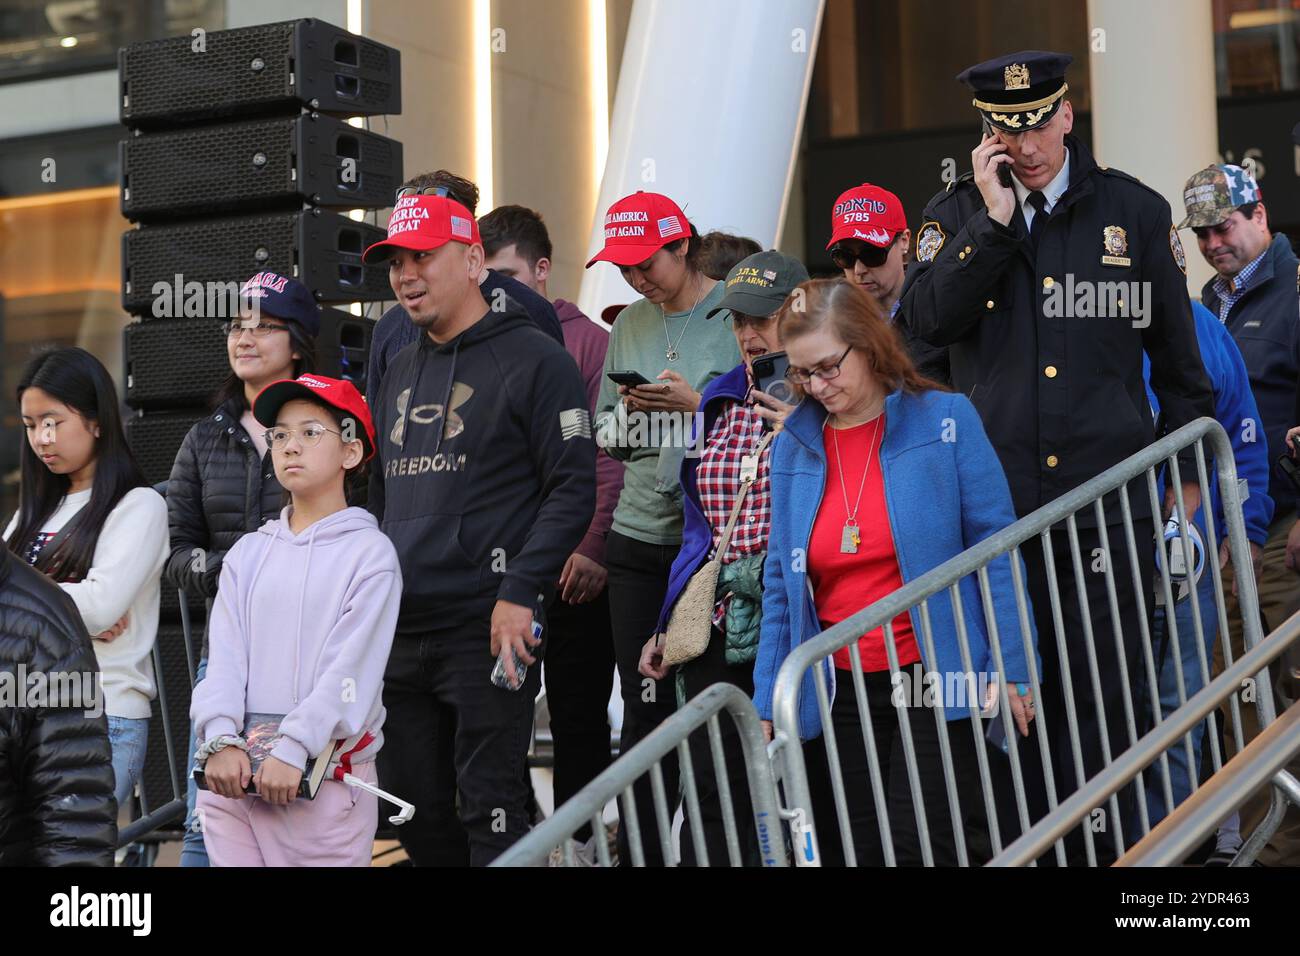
[1169,225,1187,276]
[916,221,946,263]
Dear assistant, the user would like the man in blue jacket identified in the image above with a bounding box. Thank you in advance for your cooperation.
[1140,301,1272,830]
[1181,163,1300,865]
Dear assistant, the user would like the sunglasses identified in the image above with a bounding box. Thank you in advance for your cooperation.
[829,236,898,271]
[395,184,452,201]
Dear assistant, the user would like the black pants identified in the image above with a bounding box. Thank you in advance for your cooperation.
[678,628,761,866]
[379,620,540,867]
[804,664,981,866]
[544,588,615,842]
[991,519,1154,866]
[605,529,679,865]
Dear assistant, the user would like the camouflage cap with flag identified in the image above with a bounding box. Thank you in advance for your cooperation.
[1178,164,1263,230]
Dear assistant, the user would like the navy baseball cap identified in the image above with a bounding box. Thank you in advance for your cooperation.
[239,271,321,336]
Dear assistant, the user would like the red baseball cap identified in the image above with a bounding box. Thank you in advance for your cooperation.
[827,184,907,249]
[362,194,482,265]
[253,374,377,463]
[586,191,691,268]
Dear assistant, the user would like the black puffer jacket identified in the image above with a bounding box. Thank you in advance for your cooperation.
[0,547,117,866]
[162,399,284,658]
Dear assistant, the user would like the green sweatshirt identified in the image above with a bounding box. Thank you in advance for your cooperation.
[595,281,740,546]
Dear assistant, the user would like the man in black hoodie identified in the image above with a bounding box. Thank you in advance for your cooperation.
[364,192,595,866]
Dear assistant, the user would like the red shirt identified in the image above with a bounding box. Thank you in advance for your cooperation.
[808,414,920,672]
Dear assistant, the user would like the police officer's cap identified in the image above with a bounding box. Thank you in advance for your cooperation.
[957,50,1073,133]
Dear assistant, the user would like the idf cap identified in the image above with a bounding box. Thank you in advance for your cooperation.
[826,183,907,249]
[362,194,482,265]
[706,250,809,320]
[957,50,1073,133]
[586,191,690,268]
[239,271,320,336]
[1178,164,1263,230]
[253,373,377,462]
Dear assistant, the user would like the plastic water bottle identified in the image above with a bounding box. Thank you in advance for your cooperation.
[490,611,543,691]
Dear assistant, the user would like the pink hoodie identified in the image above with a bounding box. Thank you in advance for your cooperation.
[192,506,402,773]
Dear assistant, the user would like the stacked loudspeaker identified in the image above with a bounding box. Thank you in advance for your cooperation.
[117,19,402,829]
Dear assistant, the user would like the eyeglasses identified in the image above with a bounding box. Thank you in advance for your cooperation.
[223,321,290,339]
[785,345,853,385]
[395,184,452,200]
[264,425,343,449]
[829,236,897,271]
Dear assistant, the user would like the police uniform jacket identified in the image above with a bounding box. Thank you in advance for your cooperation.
[899,135,1214,523]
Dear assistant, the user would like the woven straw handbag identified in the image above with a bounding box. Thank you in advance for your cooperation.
[662,431,774,666]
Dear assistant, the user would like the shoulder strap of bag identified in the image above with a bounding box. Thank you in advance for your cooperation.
[32,504,89,576]
[710,429,776,560]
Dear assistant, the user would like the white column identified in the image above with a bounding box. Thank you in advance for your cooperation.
[1087,0,1219,293]
[578,0,826,321]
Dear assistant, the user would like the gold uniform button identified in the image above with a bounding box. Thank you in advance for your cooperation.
[1043,276,1055,289]
[964,245,972,254]
[985,300,995,310]
[1045,365,1058,378]
[1046,455,1059,468]
[958,251,967,260]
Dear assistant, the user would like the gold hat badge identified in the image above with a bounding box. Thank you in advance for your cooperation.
[1004,63,1030,91]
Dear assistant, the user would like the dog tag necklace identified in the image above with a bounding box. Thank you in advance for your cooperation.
[661,284,707,362]
[831,412,883,555]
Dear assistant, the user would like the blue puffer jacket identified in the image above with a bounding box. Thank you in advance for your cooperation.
[753,387,1039,739]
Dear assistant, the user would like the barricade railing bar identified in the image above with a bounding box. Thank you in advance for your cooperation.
[767,417,1275,866]
[989,612,1300,865]
[492,683,788,867]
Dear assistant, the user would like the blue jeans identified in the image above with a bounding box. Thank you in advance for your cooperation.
[108,715,150,809]
[1144,569,1219,826]
[180,657,210,868]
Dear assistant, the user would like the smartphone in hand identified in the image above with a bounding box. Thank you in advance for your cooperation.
[982,119,1014,189]
[607,370,652,388]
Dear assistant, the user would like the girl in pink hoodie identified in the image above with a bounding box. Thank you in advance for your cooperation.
[191,374,402,866]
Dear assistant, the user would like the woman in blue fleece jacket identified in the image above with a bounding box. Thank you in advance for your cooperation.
[755,279,1039,866]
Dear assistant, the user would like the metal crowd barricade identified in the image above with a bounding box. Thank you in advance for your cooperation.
[768,417,1276,866]
[492,683,788,867]
[989,613,1300,866]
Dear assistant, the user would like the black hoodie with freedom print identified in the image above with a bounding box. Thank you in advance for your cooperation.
[368,301,596,635]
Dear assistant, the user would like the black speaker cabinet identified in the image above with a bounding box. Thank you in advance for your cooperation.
[121,113,403,222]
[120,19,401,128]
[122,210,389,314]
[126,410,207,487]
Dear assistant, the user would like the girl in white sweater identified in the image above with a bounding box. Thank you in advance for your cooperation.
[4,348,169,811]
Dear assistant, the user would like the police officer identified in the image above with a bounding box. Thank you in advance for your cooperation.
[900,50,1214,864]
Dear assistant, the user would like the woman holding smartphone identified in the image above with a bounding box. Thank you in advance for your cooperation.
[589,190,739,864]
[637,250,805,865]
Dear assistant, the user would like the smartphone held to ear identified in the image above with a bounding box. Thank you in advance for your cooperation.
[982,119,1014,189]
